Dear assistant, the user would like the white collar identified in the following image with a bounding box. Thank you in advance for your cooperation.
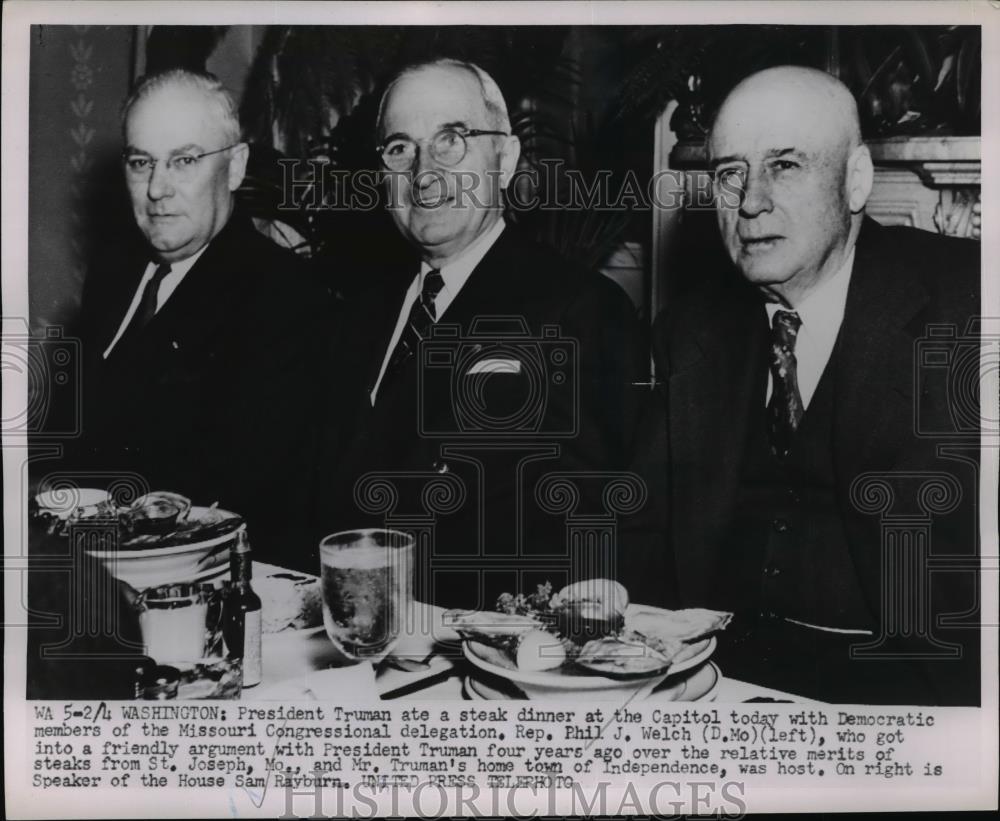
[763,247,856,409]
[765,247,855,339]
[157,242,210,282]
[419,218,505,319]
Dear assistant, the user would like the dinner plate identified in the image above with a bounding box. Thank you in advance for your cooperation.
[35,487,111,519]
[464,662,721,703]
[84,508,241,590]
[463,634,716,690]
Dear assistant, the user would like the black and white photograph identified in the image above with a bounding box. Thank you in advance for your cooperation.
[3,1,997,817]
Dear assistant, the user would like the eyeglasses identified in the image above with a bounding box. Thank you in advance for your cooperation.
[377,127,508,171]
[122,143,242,183]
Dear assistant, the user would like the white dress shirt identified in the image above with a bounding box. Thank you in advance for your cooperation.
[102,244,209,359]
[370,218,507,404]
[764,248,855,409]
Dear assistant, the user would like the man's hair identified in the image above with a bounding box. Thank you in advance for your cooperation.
[376,58,511,138]
[121,68,242,145]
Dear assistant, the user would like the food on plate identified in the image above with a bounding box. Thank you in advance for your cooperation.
[575,636,676,676]
[557,578,629,614]
[36,489,244,551]
[257,571,323,632]
[120,494,186,536]
[626,607,733,644]
[514,630,569,672]
[454,579,732,678]
[554,578,629,644]
[443,609,544,640]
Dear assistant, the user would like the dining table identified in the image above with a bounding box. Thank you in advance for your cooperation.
[247,561,816,704]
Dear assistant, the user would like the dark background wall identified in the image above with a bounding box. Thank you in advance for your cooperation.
[28,24,979,336]
[29,25,134,335]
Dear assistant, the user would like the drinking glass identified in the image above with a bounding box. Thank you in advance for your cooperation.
[134,583,241,698]
[135,582,222,662]
[318,528,414,664]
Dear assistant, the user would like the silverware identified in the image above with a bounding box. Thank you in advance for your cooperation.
[380,649,437,673]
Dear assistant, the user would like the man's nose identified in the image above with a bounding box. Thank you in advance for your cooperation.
[146,161,173,200]
[739,166,773,217]
[413,143,439,178]
[411,149,448,195]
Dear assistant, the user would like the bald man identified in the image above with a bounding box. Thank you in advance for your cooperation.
[651,66,980,704]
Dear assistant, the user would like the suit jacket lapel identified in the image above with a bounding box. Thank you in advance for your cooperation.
[104,217,246,365]
[365,274,416,395]
[833,219,929,484]
[436,229,524,324]
[833,218,929,606]
[370,230,519,426]
[94,245,153,361]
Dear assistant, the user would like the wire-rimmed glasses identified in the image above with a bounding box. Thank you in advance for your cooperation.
[122,142,243,183]
[377,127,508,172]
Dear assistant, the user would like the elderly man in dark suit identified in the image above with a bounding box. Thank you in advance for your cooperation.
[321,59,646,608]
[653,66,980,704]
[75,69,330,563]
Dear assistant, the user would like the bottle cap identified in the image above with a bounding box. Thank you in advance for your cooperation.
[131,656,157,699]
[233,529,251,555]
[142,665,180,700]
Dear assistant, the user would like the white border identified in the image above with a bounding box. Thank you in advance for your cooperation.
[4,2,998,817]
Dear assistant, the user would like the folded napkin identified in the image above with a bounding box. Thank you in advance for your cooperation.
[248,662,377,701]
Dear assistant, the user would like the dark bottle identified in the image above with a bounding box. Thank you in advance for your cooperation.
[131,656,157,699]
[222,530,262,687]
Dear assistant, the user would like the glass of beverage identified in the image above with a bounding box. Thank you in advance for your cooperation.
[135,582,222,663]
[319,528,414,664]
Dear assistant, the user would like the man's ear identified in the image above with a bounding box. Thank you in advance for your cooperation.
[847,144,873,213]
[498,135,521,190]
[227,142,250,192]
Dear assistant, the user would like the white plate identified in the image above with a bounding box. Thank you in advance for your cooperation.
[463,633,715,690]
[35,487,111,519]
[85,507,242,590]
[465,662,721,703]
[86,507,243,558]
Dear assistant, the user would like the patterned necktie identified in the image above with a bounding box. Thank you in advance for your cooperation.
[384,269,445,378]
[767,309,804,459]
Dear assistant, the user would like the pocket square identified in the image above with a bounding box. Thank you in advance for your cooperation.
[466,358,522,375]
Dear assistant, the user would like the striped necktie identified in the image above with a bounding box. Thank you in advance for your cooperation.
[767,309,804,459]
[384,269,445,379]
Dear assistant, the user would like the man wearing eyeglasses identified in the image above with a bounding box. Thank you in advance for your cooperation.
[319,59,648,608]
[75,69,330,563]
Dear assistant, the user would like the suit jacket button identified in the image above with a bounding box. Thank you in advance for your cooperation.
[432,460,450,474]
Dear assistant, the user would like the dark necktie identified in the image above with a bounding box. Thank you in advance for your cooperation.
[383,269,445,379]
[767,309,804,459]
[133,262,172,328]
[114,263,171,352]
